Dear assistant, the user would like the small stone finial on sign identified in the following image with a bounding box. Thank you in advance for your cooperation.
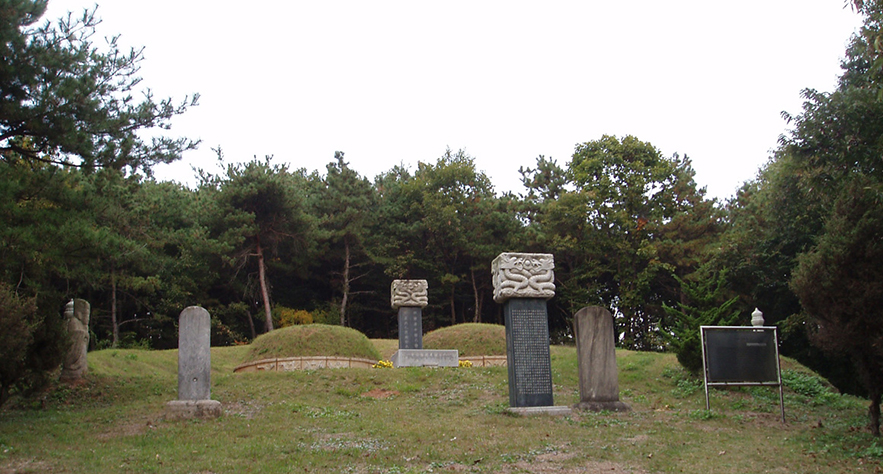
[751,308,764,327]
[491,253,555,303]
[391,280,428,309]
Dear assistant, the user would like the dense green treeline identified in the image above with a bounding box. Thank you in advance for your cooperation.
[0,138,724,348]
[3,0,883,433]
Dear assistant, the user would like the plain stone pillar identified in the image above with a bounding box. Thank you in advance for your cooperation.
[178,306,212,400]
[573,306,630,412]
[60,299,90,383]
[391,280,428,350]
[166,306,221,419]
[493,253,558,409]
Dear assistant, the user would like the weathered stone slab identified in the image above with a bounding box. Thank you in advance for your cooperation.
[391,349,459,367]
[165,400,222,420]
[504,298,554,407]
[233,356,377,372]
[177,306,212,401]
[397,307,423,349]
[508,406,573,416]
[492,253,555,303]
[303,356,328,371]
[573,306,630,412]
[60,299,90,383]
[461,355,508,367]
[391,279,428,309]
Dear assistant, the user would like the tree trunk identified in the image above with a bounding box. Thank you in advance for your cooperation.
[870,390,881,437]
[247,312,256,340]
[471,268,481,323]
[111,269,119,348]
[339,238,351,327]
[450,284,456,325]
[256,238,274,332]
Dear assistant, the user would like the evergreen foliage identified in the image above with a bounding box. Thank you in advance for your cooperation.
[0,282,65,408]
[0,1,198,173]
[661,269,740,375]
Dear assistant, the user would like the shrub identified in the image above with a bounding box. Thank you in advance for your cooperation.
[0,283,66,408]
[662,268,740,375]
[274,306,313,328]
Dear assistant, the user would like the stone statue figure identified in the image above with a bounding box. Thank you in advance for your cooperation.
[60,299,90,382]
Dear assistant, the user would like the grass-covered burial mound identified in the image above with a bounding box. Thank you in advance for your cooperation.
[242,324,380,364]
[423,323,506,356]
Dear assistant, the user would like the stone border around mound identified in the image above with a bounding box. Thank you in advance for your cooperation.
[234,356,378,373]
[461,355,507,367]
[233,355,508,372]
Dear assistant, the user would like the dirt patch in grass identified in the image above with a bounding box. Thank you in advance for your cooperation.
[508,460,649,473]
[361,389,399,399]
[95,420,151,440]
[438,457,649,473]
[222,400,265,419]
[0,458,54,474]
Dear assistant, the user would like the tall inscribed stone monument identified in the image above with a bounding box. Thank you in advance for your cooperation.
[492,253,556,408]
[573,306,630,412]
[389,279,459,367]
[391,279,428,350]
[166,306,222,419]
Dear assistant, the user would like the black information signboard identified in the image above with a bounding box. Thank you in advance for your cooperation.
[700,326,785,422]
[704,328,778,383]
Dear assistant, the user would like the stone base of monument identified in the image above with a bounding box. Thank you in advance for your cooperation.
[165,400,222,420]
[508,406,573,416]
[572,400,631,412]
[391,349,459,368]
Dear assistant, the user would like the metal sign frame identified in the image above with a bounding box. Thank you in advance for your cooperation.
[700,326,785,423]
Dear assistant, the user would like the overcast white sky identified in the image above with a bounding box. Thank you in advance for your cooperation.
[45,1,862,201]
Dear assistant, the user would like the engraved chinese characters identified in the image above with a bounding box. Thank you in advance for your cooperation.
[505,299,554,407]
[492,253,555,303]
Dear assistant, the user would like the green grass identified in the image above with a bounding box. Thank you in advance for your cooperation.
[0,343,880,473]
[241,324,381,364]
[423,323,507,356]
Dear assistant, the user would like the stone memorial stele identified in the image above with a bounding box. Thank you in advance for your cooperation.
[493,253,564,411]
[389,280,459,367]
[60,299,90,383]
[572,306,630,412]
[391,279,428,350]
[166,306,221,419]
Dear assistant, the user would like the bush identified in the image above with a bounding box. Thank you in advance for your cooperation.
[0,283,66,408]
[662,269,740,375]
[273,306,313,328]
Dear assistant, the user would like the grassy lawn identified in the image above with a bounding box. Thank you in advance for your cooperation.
[0,343,880,473]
